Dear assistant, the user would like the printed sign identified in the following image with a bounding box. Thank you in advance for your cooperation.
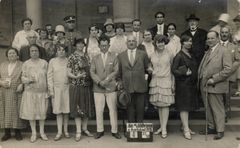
[126,123,153,142]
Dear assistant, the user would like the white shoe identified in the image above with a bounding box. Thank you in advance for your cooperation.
[154,128,162,135]
[54,133,62,141]
[30,134,37,143]
[40,133,48,141]
[183,131,192,140]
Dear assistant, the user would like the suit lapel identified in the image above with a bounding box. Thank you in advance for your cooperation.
[205,44,219,65]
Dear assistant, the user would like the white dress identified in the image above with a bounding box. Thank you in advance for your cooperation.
[47,58,70,114]
[20,59,48,120]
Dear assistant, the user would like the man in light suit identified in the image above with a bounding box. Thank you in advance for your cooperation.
[198,31,232,140]
[181,14,207,66]
[149,11,168,38]
[220,26,240,120]
[128,19,144,46]
[117,35,150,123]
[90,35,121,139]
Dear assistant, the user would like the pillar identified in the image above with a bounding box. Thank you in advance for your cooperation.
[26,0,42,29]
[113,0,139,23]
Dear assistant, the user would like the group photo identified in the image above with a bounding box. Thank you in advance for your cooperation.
[0,0,240,148]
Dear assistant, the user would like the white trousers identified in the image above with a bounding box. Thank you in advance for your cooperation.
[94,92,118,133]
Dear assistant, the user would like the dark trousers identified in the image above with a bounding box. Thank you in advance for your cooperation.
[127,93,145,123]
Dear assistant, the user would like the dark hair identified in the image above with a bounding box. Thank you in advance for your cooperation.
[180,34,192,45]
[88,24,99,33]
[115,23,125,32]
[45,24,52,27]
[153,34,169,46]
[39,29,49,36]
[143,29,152,38]
[5,47,19,57]
[154,11,165,18]
[56,44,68,53]
[74,38,86,46]
[98,35,110,44]
[29,44,40,53]
[208,30,219,38]
[21,18,32,27]
[167,23,177,30]
[132,19,142,25]
[104,24,114,30]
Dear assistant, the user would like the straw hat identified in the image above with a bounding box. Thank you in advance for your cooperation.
[218,13,230,23]
[55,25,65,34]
[104,18,114,26]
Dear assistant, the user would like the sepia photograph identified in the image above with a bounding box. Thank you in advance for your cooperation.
[0,0,240,148]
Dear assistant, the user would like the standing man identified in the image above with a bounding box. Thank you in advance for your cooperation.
[220,26,240,119]
[198,31,232,140]
[117,35,150,123]
[90,35,121,139]
[181,14,207,66]
[63,15,82,54]
[129,19,143,46]
[149,11,168,38]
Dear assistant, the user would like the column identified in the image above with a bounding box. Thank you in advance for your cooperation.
[26,0,42,29]
[113,0,139,23]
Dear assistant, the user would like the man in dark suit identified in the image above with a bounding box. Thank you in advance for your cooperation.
[117,35,150,123]
[181,14,207,66]
[198,31,232,140]
[149,11,168,38]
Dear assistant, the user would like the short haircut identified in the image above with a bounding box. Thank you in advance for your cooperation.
[180,34,192,45]
[208,30,219,38]
[98,35,110,44]
[154,11,165,18]
[88,24,99,33]
[45,24,52,27]
[74,38,86,46]
[167,23,177,30]
[153,34,169,45]
[56,44,68,53]
[21,18,33,27]
[29,44,40,53]
[132,19,142,25]
[39,29,48,36]
[115,23,125,32]
[5,47,19,57]
[220,26,231,33]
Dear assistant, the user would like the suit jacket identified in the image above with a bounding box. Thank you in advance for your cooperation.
[90,52,118,93]
[127,31,144,45]
[117,49,149,93]
[198,44,232,93]
[149,24,168,38]
[181,28,207,65]
[225,42,240,82]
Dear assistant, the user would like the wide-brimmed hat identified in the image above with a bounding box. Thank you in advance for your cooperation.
[218,13,230,23]
[186,14,200,21]
[233,15,240,22]
[63,15,76,23]
[104,18,114,27]
[117,89,131,109]
[55,25,65,34]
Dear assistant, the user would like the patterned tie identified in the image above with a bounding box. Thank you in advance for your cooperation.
[158,25,162,35]
[130,51,134,66]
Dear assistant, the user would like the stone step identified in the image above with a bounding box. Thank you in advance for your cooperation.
[24,118,240,133]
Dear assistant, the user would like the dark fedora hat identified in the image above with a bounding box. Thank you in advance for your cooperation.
[117,89,131,109]
[233,15,240,22]
[186,14,200,21]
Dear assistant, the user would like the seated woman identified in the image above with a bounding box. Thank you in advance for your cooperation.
[20,44,49,143]
[0,48,25,141]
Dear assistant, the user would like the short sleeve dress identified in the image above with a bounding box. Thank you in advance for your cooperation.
[47,57,70,114]
[149,50,175,107]
[67,52,95,118]
[20,59,49,120]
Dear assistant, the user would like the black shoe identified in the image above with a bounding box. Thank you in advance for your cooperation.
[15,129,23,141]
[112,132,121,139]
[1,129,11,141]
[199,128,217,135]
[214,132,224,140]
[94,132,104,139]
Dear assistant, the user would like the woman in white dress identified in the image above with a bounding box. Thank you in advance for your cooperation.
[47,45,70,141]
[166,23,181,57]
[109,23,127,55]
[148,35,175,139]
[20,44,48,143]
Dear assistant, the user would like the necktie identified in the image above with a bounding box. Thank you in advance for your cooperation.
[222,42,225,47]
[158,25,162,35]
[102,53,107,68]
[130,51,134,66]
